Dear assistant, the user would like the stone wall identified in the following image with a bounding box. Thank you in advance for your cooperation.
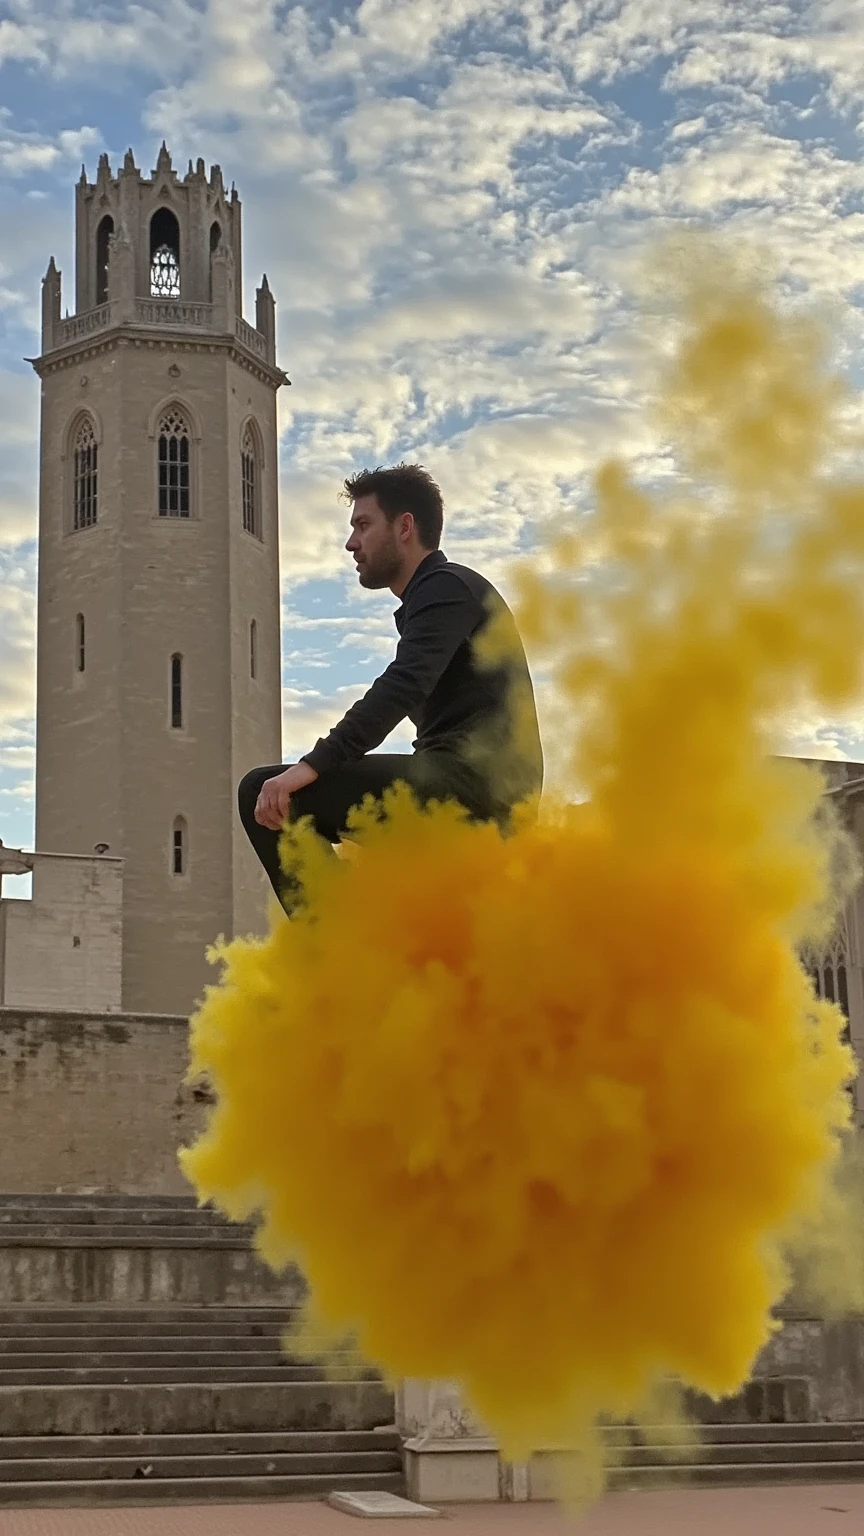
[0,854,123,1013]
[0,1008,206,1194]
[685,1309,864,1425]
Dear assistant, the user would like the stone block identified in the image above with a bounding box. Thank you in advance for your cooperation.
[404,1439,501,1504]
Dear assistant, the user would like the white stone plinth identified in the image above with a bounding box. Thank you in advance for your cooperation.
[396,1380,533,1504]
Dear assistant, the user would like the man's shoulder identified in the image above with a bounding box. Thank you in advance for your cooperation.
[414,556,498,603]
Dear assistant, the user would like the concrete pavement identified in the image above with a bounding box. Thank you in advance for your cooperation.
[0,1486,862,1536]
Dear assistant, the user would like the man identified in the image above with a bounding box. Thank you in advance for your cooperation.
[238,461,543,912]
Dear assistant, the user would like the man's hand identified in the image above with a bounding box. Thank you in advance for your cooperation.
[254,762,319,831]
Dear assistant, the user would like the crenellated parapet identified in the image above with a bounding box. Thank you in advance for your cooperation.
[38,145,278,369]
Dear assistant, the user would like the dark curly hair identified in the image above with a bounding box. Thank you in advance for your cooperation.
[339,461,444,550]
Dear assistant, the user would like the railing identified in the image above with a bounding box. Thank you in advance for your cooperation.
[57,305,113,346]
[53,300,269,357]
[135,299,214,329]
[235,316,267,360]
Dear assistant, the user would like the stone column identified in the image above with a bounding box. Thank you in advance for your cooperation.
[211,243,235,335]
[41,259,61,353]
[108,227,136,325]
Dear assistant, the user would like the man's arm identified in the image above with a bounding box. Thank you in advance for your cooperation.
[302,572,481,777]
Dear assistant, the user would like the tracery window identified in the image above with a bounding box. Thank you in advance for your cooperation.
[803,917,856,1113]
[150,208,181,299]
[73,417,98,530]
[241,423,260,537]
[158,409,191,517]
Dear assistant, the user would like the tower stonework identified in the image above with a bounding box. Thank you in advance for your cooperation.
[31,146,286,1015]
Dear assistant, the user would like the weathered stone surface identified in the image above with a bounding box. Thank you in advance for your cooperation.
[0,1009,204,1195]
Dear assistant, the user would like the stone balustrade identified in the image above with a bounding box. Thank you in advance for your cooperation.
[235,315,267,359]
[51,300,269,360]
[56,304,113,346]
[135,298,214,329]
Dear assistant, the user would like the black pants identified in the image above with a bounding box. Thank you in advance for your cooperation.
[238,752,505,914]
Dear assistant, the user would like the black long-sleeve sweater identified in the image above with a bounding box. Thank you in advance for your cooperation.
[302,550,543,807]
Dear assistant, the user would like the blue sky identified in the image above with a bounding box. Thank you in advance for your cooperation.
[3,0,864,865]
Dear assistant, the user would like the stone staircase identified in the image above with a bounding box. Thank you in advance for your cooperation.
[605,1422,864,1488]
[0,1194,401,1506]
[2,1195,863,1503]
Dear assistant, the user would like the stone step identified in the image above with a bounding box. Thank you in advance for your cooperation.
[0,1211,252,1230]
[620,1439,864,1467]
[0,1470,404,1507]
[0,1351,351,1369]
[0,1379,394,1436]
[0,1236,254,1249]
[606,1422,864,1445]
[0,1366,374,1386]
[0,1247,301,1306]
[0,1335,302,1351]
[0,1307,291,1322]
[0,1325,295,1343]
[0,1320,289,1333]
[0,1449,401,1483]
[0,1430,398,1459]
[0,1196,203,1209]
[610,1458,864,1488]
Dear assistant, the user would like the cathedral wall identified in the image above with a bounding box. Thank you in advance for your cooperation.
[227,357,283,937]
[0,854,122,1013]
[0,1008,205,1195]
[35,354,124,858]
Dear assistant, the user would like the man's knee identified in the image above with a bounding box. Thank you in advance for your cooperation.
[238,767,270,824]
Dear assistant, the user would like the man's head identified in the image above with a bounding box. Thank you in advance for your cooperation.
[341,462,444,593]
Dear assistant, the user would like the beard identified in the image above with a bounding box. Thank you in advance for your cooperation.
[357,544,402,589]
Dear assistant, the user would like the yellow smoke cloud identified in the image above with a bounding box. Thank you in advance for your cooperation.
[180,247,864,1496]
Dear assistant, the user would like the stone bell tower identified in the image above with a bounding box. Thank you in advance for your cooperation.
[30,145,286,1016]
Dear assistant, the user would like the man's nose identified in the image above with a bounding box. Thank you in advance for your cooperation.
[346,533,359,552]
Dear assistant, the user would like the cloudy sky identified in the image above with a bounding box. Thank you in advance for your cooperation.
[2,0,864,862]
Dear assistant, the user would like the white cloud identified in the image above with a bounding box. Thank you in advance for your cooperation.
[0,550,36,735]
[5,0,864,804]
[0,124,100,177]
[669,116,708,141]
[281,682,414,760]
[0,19,45,65]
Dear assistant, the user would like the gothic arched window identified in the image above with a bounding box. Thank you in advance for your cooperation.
[73,416,98,530]
[157,408,191,517]
[172,816,187,876]
[150,208,181,298]
[241,423,261,537]
[96,215,114,307]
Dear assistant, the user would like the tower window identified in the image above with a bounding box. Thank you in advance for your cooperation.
[209,221,222,301]
[250,620,257,679]
[75,614,85,673]
[241,423,261,537]
[172,816,187,876]
[150,208,181,298]
[73,416,98,530]
[158,409,191,517]
[96,215,114,307]
[171,653,183,728]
